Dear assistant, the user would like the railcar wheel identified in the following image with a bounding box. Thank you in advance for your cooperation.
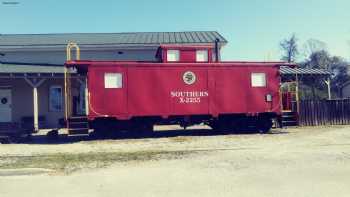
[258,118,273,134]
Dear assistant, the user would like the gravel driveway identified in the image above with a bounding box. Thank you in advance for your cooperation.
[1,125,350,197]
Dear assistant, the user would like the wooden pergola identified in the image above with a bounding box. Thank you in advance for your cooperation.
[279,66,332,113]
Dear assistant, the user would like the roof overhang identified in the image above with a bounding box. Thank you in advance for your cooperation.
[0,63,77,78]
[0,44,160,52]
[280,66,332,76]
[0,43,227,52]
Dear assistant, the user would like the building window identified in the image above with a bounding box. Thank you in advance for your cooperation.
[251,73,266,87]
[167,50,180,62]
[104,73,123,88]
[196,50,208,62]
[49,86,63,112]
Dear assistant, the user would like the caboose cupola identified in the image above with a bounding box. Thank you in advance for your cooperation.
[159,44,217,63]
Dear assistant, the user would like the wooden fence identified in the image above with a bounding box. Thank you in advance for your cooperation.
[299,99,350,126]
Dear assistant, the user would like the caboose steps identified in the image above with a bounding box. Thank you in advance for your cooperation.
[68,128,89,135]
[281,112,298,127]
[67,116,89,135]
[68,116,89,122]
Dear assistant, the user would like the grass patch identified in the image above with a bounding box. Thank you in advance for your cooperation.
[169,136,193,143]
[0,150,190,174]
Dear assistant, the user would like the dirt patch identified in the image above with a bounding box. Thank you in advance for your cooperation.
[1,125,350,196]
[0,150,193,174]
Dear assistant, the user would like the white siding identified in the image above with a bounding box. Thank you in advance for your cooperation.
[2,49,158,65]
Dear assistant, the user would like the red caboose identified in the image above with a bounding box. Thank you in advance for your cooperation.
[65,44,294,135]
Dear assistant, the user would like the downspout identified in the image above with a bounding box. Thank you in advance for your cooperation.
[214,38,220,62]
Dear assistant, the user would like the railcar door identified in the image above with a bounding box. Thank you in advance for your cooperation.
[209,68,248,115]
[246,67,281,113]
[88,66,127,117]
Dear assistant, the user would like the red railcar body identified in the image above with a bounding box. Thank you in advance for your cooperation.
[64,43,294,134]
[66,60,287,133]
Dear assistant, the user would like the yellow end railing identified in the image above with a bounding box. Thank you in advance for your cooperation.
[64,42,80,128]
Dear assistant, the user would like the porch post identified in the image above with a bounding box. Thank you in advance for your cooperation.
[84,79,89,115]
[24,78,46,132]
[295,73,300,114]
[33,86,39,131]
[325,78,331,100]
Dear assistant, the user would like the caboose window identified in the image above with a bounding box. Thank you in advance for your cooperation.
[196,50,208,62]
[251,73,266,87]
[167,50,180,62]
[104,73,122,88]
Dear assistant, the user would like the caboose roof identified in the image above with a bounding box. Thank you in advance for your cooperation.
[0,31,227,50]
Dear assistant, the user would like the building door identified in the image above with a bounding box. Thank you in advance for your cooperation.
[0,89,12,122]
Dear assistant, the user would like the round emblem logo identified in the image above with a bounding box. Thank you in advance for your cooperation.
[183,71,196,85]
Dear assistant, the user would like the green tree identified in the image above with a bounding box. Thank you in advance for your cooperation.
[328,56,350,97]
[301,50,350,98]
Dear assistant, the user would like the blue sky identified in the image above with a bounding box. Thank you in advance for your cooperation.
[0,0,349,61]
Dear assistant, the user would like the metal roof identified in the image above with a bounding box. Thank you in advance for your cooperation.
[280,66,332,75]
[0,63,71,74]
[0,31,227,47]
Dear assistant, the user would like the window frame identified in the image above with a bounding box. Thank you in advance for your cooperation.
[167,49,180,62]
[251,72,267,87]
[49,85,63,112]
[104,73,123,89]
[196,50,209,62]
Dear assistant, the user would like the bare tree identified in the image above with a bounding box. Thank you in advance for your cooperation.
[348,40,350,60]
[302,39,327,59]
[280,34,299,63]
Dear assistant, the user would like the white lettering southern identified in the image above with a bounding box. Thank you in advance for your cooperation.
[170,91,209,104]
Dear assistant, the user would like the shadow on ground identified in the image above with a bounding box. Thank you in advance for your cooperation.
[11,128,289,145]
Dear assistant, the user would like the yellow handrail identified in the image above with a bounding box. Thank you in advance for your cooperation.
[64,42,80,129]
[66,42,80,61]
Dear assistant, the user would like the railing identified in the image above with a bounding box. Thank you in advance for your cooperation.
[65,42,80,128]
[299,99,350,126]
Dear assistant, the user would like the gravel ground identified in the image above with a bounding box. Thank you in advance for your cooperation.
[1,125,350,197]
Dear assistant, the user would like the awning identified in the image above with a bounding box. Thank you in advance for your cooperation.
[0,63,76,77]
[280,66,332,76]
